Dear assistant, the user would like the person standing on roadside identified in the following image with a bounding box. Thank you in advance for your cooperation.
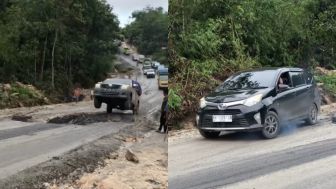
[164,98,169,133]
[157,89,168,133]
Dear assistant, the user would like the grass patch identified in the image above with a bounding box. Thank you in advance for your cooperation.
[0,83,49,109]
[316,74,336,96]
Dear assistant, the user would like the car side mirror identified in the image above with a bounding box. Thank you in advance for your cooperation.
[278,84,289,92]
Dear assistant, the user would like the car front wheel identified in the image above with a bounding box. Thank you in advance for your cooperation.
[261,111,280,139]
[94,97,102,109]
[199,130,220,139]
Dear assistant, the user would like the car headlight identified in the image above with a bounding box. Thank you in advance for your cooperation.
[243,94,262,107]
[95,83,101,88]
[121,85,128,90]
[200,97,207,109]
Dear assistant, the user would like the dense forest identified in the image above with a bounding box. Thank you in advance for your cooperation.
[169,0,336,124]
[0,0,120,97]
[123,7,168,65]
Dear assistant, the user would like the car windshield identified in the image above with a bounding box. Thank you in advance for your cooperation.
[216,70,277,91]
[103,79,130,85]
[144,65,151,69]
[160,75,168,80]
[148,69,154,72]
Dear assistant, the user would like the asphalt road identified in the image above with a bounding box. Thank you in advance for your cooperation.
[0,54,163,179]
[169,116,336,189]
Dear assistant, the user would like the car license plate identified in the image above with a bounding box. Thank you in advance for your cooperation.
[212,115,232,122]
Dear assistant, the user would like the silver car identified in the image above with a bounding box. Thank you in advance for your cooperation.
[93,79,140,114]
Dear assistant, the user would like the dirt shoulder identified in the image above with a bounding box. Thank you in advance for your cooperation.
[47,131,168,189]
[0,118,163,189]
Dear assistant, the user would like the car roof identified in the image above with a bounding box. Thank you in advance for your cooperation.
[159,68,169,72]
[238,67,304,74]
[103,78,131,85]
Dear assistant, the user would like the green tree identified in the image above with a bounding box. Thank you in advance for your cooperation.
[0,0,120,98]
[123,7,168,64]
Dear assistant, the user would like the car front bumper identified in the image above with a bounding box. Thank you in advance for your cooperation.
[93,89,128,100]
[196,103,266,131]
[159,82,168,88]
[147,73,155,77]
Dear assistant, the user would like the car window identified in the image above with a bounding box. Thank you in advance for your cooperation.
[304,71,314,84]
[290,72,305,87]
[216,70,278,91]
[278,71,292,87]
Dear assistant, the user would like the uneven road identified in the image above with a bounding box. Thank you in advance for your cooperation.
[0,54,163,180]
[169,115,336,189]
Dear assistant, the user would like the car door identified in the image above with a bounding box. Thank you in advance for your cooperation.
[290,71,310,118]
[273,71,297,121]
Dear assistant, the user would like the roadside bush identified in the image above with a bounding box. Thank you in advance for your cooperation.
[0,83,49,109]
[316,74,336,97]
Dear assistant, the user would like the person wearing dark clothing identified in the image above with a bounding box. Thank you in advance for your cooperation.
[132,80,142,96]
[164,100,169,133]
[158,89,168,133]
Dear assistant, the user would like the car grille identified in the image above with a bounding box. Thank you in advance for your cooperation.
[101,84,121,89]
[203,109,242,115]
[200,117,250,128]
[100,90,119,95]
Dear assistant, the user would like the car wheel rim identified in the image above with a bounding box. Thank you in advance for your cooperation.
[265,115,278,135]
[311,105,317,121]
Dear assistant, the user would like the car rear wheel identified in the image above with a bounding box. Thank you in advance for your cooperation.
[305,104,318,125]
[199,130,220,139]
[94,98,102,109]
[261,111,280,139]
[106,104,112,113]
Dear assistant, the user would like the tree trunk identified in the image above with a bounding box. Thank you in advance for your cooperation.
[69,48,72,85]
[182,0,185,34]
[40,36,47,81]
[51,29,58,89]
[34,46,37,84]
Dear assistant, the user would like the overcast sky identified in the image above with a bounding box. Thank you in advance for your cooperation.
[107,0,168,27]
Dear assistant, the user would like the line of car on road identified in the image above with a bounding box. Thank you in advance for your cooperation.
[131,53,168,90]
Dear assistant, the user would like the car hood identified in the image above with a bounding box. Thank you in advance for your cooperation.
[205,88,271,103]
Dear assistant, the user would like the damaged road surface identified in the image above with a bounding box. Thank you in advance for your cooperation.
[0,54,164,188]
[169,113,336,189]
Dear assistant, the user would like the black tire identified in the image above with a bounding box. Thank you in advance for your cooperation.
[94,98,102,109]
[199,130,220,139]
[305,104,318,125]
[134,101,140,115]
[106,104,112,113]
[261,111,280,139]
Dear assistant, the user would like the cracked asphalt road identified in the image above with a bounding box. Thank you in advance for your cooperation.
[169,115,336,189]
[0,54,163,180]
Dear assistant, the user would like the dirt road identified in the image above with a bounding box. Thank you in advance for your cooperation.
[169,114,336,189]
[0,54,164,183]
